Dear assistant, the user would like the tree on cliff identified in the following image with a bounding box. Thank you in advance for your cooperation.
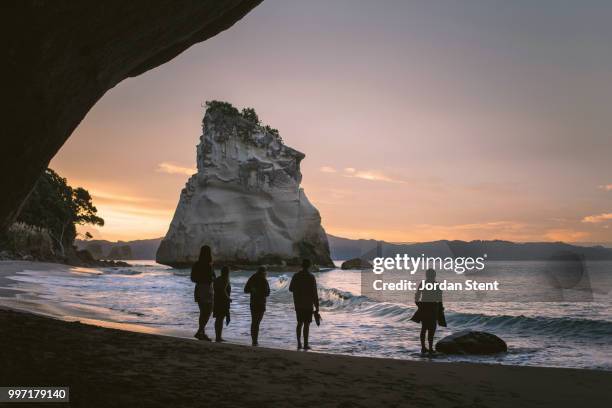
[241,107,259,124]
[205,100,283,142]
[17,169,104,256]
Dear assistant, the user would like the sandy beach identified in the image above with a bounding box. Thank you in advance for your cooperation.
[0,309,610,408]
[0,261,610,407]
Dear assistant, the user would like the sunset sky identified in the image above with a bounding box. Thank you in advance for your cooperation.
[51,0,612,244]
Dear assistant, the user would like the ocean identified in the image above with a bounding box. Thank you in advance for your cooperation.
[4,260,611,371]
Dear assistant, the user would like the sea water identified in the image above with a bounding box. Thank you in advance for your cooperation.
[4,260,611,370]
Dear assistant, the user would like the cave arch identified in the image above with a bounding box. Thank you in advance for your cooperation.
[1,0,262,232]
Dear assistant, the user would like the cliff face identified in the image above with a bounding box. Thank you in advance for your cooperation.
[156,105,333,268]
[0,1,262,233]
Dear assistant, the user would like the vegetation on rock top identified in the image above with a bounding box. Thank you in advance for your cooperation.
[205,100,282,142]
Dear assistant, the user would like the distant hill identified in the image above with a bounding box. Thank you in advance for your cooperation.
[75,238,162,260]
[327,234,612,261]
[77,235,612,261]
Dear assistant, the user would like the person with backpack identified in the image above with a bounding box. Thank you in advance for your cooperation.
[244,266,270,346]
[191,245,215,341]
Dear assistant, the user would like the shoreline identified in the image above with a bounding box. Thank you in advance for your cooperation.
[1,308,610,407]
[1,260,610,372]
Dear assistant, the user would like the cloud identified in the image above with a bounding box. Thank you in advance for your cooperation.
[598,184,612,191]
[319,166,337,173]
[156,162,195,176]
[76,225,103,240]
[319,166,408,183]
[342,167,407,184]
[91,190,153,204]
[417,220,528,233]
[544,229,589,242]
[82,186,175,240]
[582,213,612,223]
[92,204,172,241]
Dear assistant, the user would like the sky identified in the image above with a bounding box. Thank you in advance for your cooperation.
[51,0,612,244]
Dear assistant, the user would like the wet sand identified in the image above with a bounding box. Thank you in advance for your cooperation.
[0,308,610,408]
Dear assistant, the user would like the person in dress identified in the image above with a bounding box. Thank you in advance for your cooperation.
[411,268,446,354]
[191,245,215,341]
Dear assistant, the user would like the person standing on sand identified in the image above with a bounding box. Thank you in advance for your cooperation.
[289,259,320,350]
[213,266,231,342]
[191,245,215,341]
[244,266,271,346]
[411,268,446,354]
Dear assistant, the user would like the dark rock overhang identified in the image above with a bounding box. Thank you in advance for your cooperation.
[0,0,263,232]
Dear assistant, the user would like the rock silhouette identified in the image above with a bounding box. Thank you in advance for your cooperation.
[436,331,508,354]
[341,258,373,270]
[1,1,262,233]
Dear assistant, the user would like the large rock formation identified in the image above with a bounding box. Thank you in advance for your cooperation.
[156,102,333,268]
[1,1,262,234]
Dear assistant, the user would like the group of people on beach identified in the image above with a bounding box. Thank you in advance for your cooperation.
[191,245,320,350]
[191,245,445,353]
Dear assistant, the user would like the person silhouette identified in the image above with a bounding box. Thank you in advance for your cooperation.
[289,259,319,350]
[411,268,446,354]
[191,245,215,341]
[244,266,270,346]
[213,266,231,342]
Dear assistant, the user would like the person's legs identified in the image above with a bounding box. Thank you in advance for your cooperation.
[303,322,311,349]
[296,321,303,349]
[250,311,257,345]
[198,302,212,341]
[197,303,204,335]
[214,315,224,342]
[428,326,436,353]
[251,307,264,346]
[420,326,427,352]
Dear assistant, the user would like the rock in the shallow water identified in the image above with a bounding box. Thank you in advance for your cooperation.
[341,258,372,270]
[156,102,333,268]
[436,330,507,354]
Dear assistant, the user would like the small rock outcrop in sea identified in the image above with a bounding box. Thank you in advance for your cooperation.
[436,330,508,354]
[157,101,333,268]
[341,258,373,270]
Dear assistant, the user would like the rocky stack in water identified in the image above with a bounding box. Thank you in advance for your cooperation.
[156,101,333,268]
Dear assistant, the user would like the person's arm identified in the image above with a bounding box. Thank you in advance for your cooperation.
[312,276,319,311]
[190,265,198,283]
[265,279,270,297]
[244,276,252,293]
[203,265,214,284]
[225,285,231,325]
[414,282,422,304]
[289,275,295,293]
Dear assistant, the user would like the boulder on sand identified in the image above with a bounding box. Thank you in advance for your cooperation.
[341,258,373,270]
[436,330,507,354]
